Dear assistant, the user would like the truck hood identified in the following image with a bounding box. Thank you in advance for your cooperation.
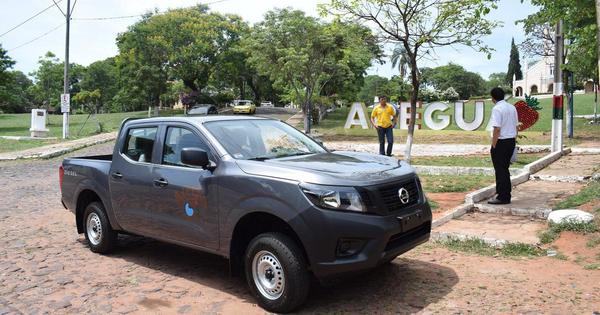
[235,151,415,186]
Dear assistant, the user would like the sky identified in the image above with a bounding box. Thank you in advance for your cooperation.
[0,0,538,80]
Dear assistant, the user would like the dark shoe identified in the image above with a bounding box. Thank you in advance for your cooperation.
[487,198,510,205]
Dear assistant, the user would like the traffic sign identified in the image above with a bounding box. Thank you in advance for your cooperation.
[61,93,70,113]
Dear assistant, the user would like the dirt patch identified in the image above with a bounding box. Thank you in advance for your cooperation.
[579,199,600,212]
[427,192,466,213]
[553,231,600,266]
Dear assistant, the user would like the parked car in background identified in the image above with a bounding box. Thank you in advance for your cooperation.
[187,104,218,116]
[233,100,256,114]
[260,101,274,107]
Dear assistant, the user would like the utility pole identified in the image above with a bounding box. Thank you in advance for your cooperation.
[62,0,71,139]
[551,20,564,152]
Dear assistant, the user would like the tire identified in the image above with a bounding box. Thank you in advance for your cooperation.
[83,201,117,254]
[244,233,310,313]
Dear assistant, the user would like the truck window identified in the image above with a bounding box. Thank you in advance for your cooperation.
[162,127,211,167]
[123,127,157,163]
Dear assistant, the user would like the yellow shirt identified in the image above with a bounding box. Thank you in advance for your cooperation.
[371,104,396,128]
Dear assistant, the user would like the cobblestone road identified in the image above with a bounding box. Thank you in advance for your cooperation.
[1,142,599,314]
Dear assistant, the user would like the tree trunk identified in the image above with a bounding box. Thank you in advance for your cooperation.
[404,57,420,163]
[303,89,313,134]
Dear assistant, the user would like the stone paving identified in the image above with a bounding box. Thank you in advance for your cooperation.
[435,212,546,245]
[1,143,600,313]
[0,132,117,161]
[324,142,550,157]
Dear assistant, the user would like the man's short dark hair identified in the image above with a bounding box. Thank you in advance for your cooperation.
[490,87,504,102]
[379,95,387,100]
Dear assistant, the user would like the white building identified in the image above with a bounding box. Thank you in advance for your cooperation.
[512,56,555,97]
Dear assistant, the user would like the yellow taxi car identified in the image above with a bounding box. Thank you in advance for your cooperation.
[232,100,256,114]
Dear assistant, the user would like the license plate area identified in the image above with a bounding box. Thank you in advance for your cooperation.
[396,209,424,232]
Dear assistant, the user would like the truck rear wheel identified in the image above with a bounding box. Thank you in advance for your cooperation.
[83,202,117,254]
[244,233,310,313]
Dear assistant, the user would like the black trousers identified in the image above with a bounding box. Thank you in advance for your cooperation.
[377,127,394,156]
[490,138,516,201]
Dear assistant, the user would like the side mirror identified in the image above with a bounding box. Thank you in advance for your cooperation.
[181,148,210,169]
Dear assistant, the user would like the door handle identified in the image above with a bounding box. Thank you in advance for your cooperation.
[111,172,123,179]
[153,178,169,187]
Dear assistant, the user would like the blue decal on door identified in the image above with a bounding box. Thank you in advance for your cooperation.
[184,202,195,217]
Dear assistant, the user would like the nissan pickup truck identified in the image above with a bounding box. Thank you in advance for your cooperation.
[60,116,431,313]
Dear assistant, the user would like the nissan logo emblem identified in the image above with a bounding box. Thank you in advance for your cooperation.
[398,187,410,204]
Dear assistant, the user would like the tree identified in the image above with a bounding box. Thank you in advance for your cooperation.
[519,0,598,81]
[0,44,15,87]
[245,9,380,133]
[486,72,510,92]
[0,71,33,113]
[28,52,84,112]
[420,63,486,99]
[28,52,64,111]
[324,0,498,162]
[80,58,118,110]
[390,44,409,80]
[116,5,246,110]
[357,75,394,105]
[506,38,523,85]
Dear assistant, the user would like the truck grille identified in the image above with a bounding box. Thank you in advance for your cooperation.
[357,177,421,215]
[377,179,420,213]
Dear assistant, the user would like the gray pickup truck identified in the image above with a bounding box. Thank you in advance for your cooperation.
[60,116,431,312]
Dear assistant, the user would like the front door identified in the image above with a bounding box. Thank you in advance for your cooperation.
[149,125,219,250]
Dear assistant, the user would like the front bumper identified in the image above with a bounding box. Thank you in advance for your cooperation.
[296,202,432,280]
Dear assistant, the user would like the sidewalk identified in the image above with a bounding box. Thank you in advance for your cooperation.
[432,150,600,247]
[324,141,550,156]
[0,132,117,161]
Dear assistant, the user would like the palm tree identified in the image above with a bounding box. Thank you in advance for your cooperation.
[390,44,409,100]
[390,44,409,80]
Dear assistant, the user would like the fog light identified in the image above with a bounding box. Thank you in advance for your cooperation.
[336,239,365,257]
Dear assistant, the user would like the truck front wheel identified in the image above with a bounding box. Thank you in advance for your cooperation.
[83,202,117,254]
[244,233,310,313]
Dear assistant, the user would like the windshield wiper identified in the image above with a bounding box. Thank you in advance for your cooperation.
[246,156,273,161]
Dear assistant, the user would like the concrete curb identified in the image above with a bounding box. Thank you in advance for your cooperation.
[522,148,570,174]
[530,174,591,183]
[474,203,551,219]
[571,147,600,154]
[414,165,521,176]
[0,132,117,161]
[431,203,473,228]
[431,231,508,248]
[464,149,570,205]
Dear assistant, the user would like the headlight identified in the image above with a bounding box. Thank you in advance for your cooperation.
[300,183,365,212]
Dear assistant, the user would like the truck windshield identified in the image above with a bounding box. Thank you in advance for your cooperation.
[204,120,326,160]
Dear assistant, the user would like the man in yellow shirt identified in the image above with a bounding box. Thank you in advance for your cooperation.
[370,95,396,156]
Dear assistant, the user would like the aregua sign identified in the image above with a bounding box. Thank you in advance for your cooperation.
[345,101,492,131]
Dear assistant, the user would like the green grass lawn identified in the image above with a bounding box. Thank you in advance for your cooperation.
[313,93,600,145]
[0,110,182,153]
[411,153,545,167]
[420,174,495,193]
[553,181,600,210]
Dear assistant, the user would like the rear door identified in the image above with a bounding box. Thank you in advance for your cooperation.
[109,124,160,233]
[148,123,220,249]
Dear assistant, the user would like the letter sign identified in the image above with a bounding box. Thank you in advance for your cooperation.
[344,102,371,129]
[423,102,451,130]
[455,101,485,131]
